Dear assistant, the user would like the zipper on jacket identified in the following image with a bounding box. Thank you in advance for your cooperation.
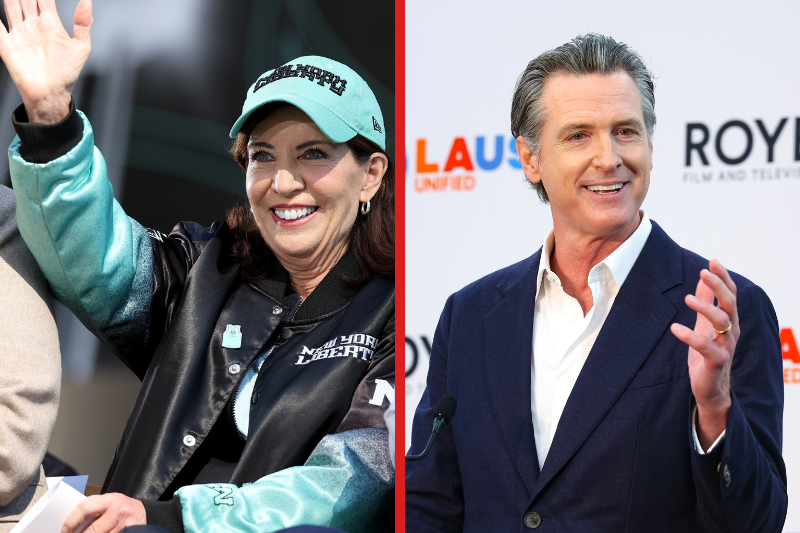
[230,344,275,441]
[229,295,303,440]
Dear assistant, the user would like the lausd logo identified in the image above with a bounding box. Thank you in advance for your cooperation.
[409,135,521,193]
[782,327,800,384]
[684,117,800,184]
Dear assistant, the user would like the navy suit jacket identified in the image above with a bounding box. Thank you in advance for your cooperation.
[406,222,787,533]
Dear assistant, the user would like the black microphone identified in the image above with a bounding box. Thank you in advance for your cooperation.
[406,395,457,461]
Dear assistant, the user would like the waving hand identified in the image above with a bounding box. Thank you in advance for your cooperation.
[670,259,738,449]
[0,0,92,123]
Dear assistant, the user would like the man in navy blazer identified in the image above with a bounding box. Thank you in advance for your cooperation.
[405,34,787,532]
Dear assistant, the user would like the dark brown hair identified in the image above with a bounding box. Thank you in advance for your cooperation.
[227,104,394,284]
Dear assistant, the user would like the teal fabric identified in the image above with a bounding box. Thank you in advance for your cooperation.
[177,428,394,533]
[230,56,386,150]
[7,111,153,349]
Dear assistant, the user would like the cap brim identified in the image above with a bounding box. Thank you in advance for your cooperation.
[229,93,357,144]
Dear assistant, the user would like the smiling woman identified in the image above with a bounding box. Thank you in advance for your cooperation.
[0,0,396,529]
[228,104,394,289]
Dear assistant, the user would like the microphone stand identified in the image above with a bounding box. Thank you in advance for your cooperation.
[405,416,445,461]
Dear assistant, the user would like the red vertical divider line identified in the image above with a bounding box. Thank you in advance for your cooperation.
[394,0,405,530]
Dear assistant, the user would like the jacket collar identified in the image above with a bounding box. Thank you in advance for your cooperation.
[482,251,543,495]
[532,220,683,500]
[251,250,363,321]
[482,220,683,499]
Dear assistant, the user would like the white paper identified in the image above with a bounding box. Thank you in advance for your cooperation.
[10,480,94,533]
[45,476,88,495]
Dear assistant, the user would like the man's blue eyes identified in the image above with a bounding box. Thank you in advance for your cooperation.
[568,130,636,141]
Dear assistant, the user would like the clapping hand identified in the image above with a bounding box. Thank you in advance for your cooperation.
[0,0,92,123]
[670,259,739,450]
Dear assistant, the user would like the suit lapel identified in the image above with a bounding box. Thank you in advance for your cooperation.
[530,222,683,500]
[483,251,542,495]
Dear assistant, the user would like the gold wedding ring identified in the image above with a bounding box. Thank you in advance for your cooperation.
[714,322,732,335]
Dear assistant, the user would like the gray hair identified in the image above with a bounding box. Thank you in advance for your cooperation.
[511,33,656,203]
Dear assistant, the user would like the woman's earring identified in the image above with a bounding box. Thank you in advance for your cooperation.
[360,200,371,215]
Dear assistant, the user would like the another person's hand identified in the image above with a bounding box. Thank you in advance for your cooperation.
[670,259,739,449]
[0,0,92,123]
[62,493,146,533]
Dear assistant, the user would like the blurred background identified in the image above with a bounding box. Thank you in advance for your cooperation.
[0,0,393,486]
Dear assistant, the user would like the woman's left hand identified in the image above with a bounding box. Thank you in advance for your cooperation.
[62,493,146,533]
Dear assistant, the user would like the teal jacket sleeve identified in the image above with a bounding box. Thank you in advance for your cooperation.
[7,110,155,361]
[176,428,394,533]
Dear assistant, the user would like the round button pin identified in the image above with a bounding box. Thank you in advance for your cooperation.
[183,435,196,447]
[272,307,283,315]
[228,364,241,375]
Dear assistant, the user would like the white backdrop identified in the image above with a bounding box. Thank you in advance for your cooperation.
[405,1,800,529]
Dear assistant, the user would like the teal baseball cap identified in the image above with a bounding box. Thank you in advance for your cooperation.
[230,56,385,150]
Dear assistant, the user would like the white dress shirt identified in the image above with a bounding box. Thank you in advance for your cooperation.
[530,213,722,470]
[531,214,652,468]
